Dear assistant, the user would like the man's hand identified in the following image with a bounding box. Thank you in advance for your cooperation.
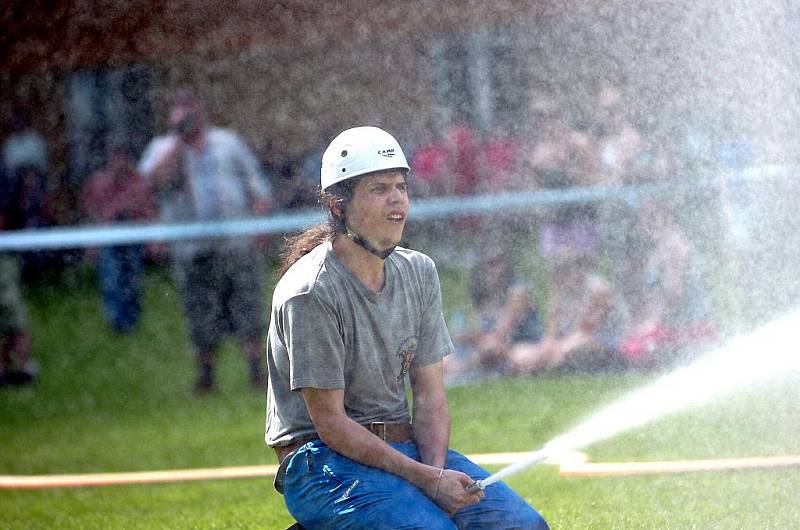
[428,468,484,516]
[151,141,185,192]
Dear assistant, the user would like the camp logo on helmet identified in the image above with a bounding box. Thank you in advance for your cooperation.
[378,148,396,158]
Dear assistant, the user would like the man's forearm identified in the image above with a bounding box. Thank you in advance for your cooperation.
[316,413,477,514]
[412,393,451,468]
[317,415,439,490]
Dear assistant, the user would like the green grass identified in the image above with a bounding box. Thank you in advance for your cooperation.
[2,266,799,529]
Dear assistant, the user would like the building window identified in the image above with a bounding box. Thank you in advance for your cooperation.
[428,28,525,133]
[66,65,153,181]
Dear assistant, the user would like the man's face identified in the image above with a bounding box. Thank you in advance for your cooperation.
[169,103,205,141]
[346,171,409,252]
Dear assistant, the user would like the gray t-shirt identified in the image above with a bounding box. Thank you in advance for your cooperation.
[265,242,453,447]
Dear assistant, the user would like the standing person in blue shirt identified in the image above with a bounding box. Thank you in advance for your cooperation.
[265,126,548,529]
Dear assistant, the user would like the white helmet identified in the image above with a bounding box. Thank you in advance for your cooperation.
[321,126,410,191]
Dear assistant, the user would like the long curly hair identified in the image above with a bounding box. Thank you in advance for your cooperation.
[276,178,358,278]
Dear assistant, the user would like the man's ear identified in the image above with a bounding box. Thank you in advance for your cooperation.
[330,197,346,220]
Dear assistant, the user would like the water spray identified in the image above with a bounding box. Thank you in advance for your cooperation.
[466,310,800,493]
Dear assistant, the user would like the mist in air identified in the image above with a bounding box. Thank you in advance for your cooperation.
[2,0,800,466]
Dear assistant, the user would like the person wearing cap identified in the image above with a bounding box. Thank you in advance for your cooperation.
[265,126,548,529]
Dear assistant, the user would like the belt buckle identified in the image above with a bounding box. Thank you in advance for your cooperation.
[371,421,386,441]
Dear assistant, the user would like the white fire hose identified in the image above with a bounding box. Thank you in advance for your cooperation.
[465,447,551,493]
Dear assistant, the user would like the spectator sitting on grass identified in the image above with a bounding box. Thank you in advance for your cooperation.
[509,252,628,374]
[443,246,542,384]
[620,200,717,368]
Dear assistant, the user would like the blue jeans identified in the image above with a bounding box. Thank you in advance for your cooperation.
[283,440,548,530]
[98,245,144,332]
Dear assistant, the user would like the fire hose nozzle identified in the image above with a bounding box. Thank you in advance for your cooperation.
[465,480,484,494]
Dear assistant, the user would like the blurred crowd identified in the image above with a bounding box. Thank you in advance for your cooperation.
[443,197,718,386]
[1,82,754,390]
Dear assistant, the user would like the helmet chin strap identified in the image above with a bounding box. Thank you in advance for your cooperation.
[345,226,396,260]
